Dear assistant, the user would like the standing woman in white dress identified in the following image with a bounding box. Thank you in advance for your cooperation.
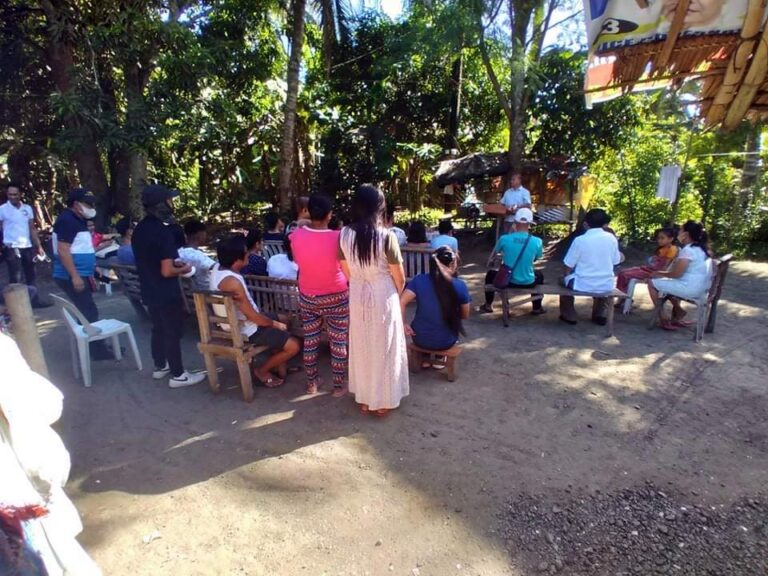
[648,220,713,330]
[339,185,409,416]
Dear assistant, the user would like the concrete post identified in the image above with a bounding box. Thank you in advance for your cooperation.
[3,284,49,379]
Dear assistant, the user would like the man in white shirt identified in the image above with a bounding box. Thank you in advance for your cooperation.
[177,220,216,291]
[559,208,621,326]
[0,182,49,307]
[499,172,532,234]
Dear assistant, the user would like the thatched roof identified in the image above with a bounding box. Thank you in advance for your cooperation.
[434,153,586,187]
[586,0,768,130]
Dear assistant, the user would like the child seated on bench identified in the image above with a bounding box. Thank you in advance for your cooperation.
[400,246,470,369]
[616,227,678,294]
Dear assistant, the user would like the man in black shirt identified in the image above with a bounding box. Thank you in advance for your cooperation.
[132,184,206,388]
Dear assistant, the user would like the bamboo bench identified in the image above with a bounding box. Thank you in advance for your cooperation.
[487,283,629,337]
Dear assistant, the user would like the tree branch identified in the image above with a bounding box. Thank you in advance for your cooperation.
[477,24,514,124]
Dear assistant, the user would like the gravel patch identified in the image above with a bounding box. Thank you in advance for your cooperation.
[500,483,768,575]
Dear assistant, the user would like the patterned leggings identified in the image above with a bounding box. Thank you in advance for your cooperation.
[299,290,350,387]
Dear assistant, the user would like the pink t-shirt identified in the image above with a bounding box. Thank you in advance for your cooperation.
[290,226,348,296]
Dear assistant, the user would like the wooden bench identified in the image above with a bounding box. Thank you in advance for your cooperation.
[262,240,285,259]
[192,290,271,403]
[408,343,462,382]
[109,263,195,315]
[242,275,300,329]
[488,283,629,336]
[649,254,732,342]
[402,247,433,281]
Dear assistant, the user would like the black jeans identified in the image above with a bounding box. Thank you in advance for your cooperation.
[485,269,544,310]
[148,300,186,377]
[55,277,108,354]
[5,246,36,286]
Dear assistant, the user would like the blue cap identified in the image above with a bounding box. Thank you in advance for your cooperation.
[141,184,179,206]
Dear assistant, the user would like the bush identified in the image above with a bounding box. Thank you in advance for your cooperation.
[394,207,448,228]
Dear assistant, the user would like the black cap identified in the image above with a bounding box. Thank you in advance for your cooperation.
[67,188,96,206]
[141,184,179,206]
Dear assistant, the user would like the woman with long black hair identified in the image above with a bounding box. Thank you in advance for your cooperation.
[339,185,409,416]
[648,220,713,330]
[400,246,470,368]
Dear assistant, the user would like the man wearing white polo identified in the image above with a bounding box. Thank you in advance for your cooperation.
[0,182,49,307]
[499,172,532,234]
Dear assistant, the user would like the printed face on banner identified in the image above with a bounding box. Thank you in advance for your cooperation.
[585,0,746,56]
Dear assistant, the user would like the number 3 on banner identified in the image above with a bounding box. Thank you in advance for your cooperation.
[600,18,639,35]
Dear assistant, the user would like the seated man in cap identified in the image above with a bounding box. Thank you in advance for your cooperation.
[52,188,111,359]
[559,208,622,326]
[482,207,545,315]
[132,184,206,388]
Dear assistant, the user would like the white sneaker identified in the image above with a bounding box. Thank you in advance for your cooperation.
[168,371,206,388]
[152,363,170,379]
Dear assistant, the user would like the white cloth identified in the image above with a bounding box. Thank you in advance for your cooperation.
[500,187,532,223]
[267,253,298,280]
[178,246,216,290]
[340,227,409,410]
[563,228,621,293]
[0,201,34,248]
[651,244,713,300]
[209,264,261,337]
[656,165,681,202]
[0,333,101,576]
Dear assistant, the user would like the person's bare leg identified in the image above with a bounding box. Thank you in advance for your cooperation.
[254,337,300,385]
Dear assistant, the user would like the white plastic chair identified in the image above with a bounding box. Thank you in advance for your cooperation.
[51,294,142,387]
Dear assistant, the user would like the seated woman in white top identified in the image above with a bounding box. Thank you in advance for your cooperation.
[267,235,299,280]
[210,234,300,387]
[648,220,713,331]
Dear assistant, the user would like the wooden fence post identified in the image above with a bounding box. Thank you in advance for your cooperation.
[3,284,49,379]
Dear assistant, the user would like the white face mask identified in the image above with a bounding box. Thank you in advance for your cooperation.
[79,204,97,219]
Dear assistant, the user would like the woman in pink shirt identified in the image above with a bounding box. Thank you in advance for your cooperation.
[290,194,349,396]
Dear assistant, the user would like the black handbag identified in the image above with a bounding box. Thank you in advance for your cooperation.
[493,234,531,289]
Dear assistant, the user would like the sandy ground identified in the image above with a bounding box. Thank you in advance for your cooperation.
[24,248,768,576]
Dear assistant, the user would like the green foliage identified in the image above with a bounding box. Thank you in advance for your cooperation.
[395,207,447,228]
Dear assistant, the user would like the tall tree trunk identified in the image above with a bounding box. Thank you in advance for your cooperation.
[40,0,110,225]
[124,62,151,217]
[278,0,307,211]
[446,50,464,152]
[728,123,762,245]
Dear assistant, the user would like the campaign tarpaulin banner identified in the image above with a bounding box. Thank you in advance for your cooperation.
[583,0,760,106]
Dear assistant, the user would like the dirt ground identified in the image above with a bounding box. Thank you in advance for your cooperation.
[24,246,768,575]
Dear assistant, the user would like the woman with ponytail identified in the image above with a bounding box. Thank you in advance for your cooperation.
[400,246,471,369]
[339,185,409,416]
[648,220,714,330]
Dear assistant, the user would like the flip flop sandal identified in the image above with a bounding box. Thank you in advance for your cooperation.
[332,386,348,398]
[659,320,679,331]
[673,319,696,327]
[254,371,285,388]
[373,409,391,418]
[305,383,318,394]
[360,404,370,415]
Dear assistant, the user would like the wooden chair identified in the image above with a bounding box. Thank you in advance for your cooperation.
[408,343,462,382]
[649,254,733,342]
[401,247,434,280]
[262,240,285,259]
[192,291,270,402]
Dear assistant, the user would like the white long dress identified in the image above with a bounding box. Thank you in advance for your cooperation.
[340,227,409,410]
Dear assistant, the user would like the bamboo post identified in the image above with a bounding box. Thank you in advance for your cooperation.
[3,284,49,379]
[653,0,690,71]
[723,4,768,130]
[705,0,767,126]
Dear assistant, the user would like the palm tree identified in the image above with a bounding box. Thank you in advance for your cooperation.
[277,0,351,210]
